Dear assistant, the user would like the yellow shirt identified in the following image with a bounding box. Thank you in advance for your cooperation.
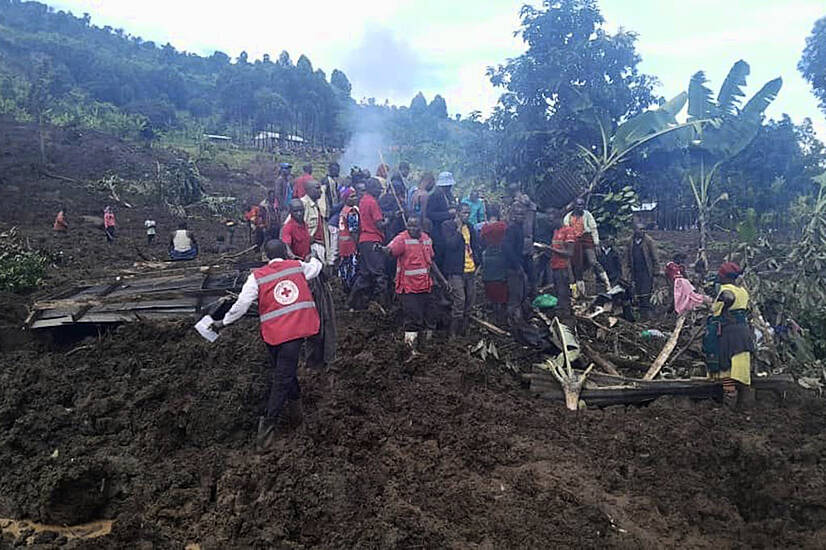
[712,284,749,316]
[462,225,476,273]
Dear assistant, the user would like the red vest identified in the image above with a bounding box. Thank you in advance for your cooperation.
[254,260,320,346]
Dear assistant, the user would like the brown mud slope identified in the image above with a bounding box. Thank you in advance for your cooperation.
[1,312,825,549]
[1,117,825,548]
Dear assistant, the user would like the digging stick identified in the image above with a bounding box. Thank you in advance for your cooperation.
[378,150,408,226]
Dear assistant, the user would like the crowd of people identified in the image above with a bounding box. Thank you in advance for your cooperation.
[50,160,755,450]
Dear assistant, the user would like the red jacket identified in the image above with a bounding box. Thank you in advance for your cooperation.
[254,260,320,346]
[293,174,312,199]
[387,230,434,294]
[358,194,384,243]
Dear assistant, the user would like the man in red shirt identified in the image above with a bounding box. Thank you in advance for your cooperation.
[550,208,576,318]
[292,164,313,199]
[382,217,447,353]
[281,199,311,259]
[348,178,387,310]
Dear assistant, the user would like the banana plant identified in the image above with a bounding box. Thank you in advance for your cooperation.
[683,60,782,271]
[576,91,705,197]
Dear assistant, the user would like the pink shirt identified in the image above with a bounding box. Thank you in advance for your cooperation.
[104,212,116,228]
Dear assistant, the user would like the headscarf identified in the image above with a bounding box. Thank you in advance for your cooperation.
[717,261,742,282]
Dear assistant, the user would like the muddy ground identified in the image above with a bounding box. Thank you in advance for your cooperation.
[1,118,825,548]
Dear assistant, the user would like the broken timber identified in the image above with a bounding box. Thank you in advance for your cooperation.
[523,370,795,407]
[27,263,255,329]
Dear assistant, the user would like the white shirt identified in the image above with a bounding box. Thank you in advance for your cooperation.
[144,220,156,235]
[222,257,322,326]
[172,229,193,252]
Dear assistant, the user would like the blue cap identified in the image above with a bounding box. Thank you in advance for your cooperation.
[279,162,292,169]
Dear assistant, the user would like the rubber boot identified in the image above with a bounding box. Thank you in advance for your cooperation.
[576,280,587,299]
[404,331,419,353]
[256,416,279,452]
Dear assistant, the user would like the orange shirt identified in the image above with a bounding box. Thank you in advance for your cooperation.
[568,214,585,238]
[551,226,577,269]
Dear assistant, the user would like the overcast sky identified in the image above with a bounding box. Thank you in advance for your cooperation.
[46,0,825,136]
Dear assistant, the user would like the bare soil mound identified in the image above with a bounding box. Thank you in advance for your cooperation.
[0,118,824,548]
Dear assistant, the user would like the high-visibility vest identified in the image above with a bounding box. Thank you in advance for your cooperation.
[254,260,319,346]
[394,231,434,294]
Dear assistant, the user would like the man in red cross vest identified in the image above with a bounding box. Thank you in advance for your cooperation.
[382,216,448,354]
[211,239,322,450]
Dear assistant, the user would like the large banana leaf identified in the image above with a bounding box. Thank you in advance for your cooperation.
[688,71,716,119]
[611,92,687,154]
[741,77,783,120]
[716,60,750,116]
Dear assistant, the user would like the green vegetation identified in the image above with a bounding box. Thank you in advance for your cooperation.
[0,228,48,293]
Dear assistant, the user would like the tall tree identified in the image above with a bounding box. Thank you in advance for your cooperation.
[427,94,448,118]
[799,16,826,115]
[488,0,658,190]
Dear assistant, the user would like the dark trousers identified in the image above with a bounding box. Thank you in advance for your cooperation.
[147,234,155,245]
[448,273,476,320]
[401,291,433,331]
[348,241,387,309]
[265,339,302,419]
[552,268,571,317]
[506,269,527,325]
[633,269,653,311]
[105,227,115,242]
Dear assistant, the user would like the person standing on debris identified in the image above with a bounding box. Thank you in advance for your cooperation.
[503,204,527,325]
[300,180,337,368]
[169,221,199,261]
[144,218,157,245]
[550,208,577,319]
[598,235,622,284]
[258,190,280,241]
[441,203,479,337]
[300,181,329,256]
[626,224,658,319]
[564,198,611,295]
[382,216,446,353]
[480,204,508,323]
[348,178,387,310]
[211,239,322,449]
[103,206,116,242]
[426,171,457,267]
[507,183,537,292]
[338,187,359,292]
[409,171,435,221]
[53,206,68,233]
[293,164,313,199]
[281,199,311,260]
[274,163,293,220]
[461,188,487,226]
[703,262,753,404]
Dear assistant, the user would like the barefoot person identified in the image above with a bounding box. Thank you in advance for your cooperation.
[210,239,322,450]
[53,206,68,234]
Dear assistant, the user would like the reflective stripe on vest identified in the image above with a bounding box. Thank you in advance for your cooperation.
[404,239,432,245]
[260,300,316,323]
[404,268,428,276]
[340,235,352,241]
[255,266,304,286]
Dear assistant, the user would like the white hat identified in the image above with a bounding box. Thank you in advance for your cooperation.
[436,171,455,187]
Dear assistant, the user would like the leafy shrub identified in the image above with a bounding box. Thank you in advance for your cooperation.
[0,229,48,293]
